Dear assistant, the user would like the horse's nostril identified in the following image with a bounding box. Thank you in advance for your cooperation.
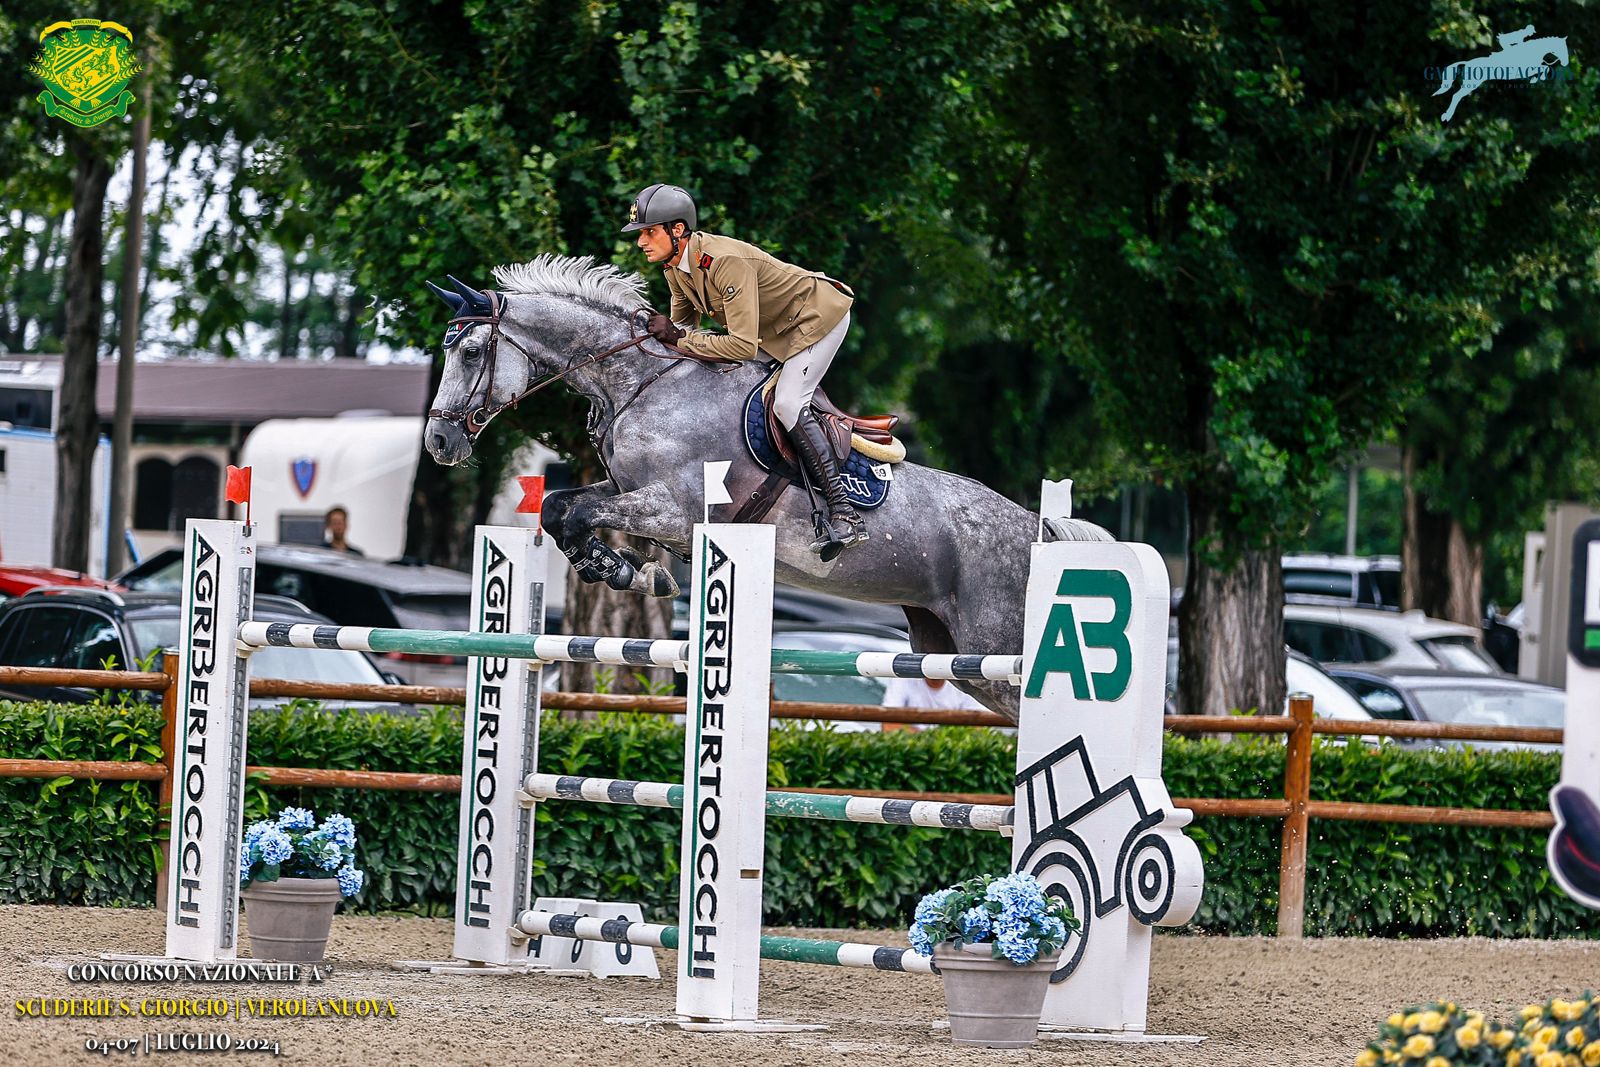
[429,432,448,454]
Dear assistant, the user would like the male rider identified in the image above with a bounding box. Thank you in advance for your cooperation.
[622,183,866,555]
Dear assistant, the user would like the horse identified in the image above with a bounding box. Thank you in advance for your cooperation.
[1435,34,1569,123]
[422,254,1109,722]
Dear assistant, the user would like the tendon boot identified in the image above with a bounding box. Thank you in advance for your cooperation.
[790,408,868,560]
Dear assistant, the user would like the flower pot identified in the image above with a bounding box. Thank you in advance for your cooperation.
[933,942,1061,1048]
[241,876,341,962]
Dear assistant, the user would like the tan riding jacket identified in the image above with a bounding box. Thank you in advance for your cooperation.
[664,231,854,362]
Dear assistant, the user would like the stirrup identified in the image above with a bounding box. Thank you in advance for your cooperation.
[810,512,868,560]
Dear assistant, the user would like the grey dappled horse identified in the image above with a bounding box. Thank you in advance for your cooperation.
[423,255,1108,721]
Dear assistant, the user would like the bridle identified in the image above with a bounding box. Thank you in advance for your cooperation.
[428,290,732,440]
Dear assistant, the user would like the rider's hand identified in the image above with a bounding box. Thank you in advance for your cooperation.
[646,314,684,346]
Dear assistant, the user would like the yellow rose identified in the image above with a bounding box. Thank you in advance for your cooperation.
[1582,1042,1600,1067]
[1529,1005,1552,1021]
[1405,1012,1425,1030]
[1425,1057,1450,1067]
[1387,1013,1405,1029]
[1556,1001,1573,1019]
[1384,1051,1399,1064]
[1572,1029,1589,1049]
[1456,1024,1482,1048]
[1538,1050,1566,1067]
[1508,1052,1523,1067]
[1494,1029,1519,1049]
[1567,1055,1583,1067]
[1542,1027,1563,1047]
[1419,1011,1447,1034]
[1403,1034,1436,1058]
[1532,1043,1552,1058]
[1354,1049,1379,1067]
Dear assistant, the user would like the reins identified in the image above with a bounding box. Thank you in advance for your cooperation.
[427,294,737,440]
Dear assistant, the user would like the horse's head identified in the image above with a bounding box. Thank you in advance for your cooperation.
[422,256,656,465]
[422,275,544,465]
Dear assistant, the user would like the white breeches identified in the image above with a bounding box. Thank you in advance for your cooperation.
[772,311,851,430]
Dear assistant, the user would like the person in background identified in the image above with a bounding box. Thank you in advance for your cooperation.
[323,506,364,556]
[878,676,987,731]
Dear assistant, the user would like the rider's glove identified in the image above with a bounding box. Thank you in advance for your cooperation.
[646,314,684,346]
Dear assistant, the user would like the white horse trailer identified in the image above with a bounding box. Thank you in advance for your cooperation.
[0,426,112,575]
[240,414,564,568]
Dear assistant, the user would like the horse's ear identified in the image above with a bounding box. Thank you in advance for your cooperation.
[426,280,466,312]
[447,274,492,314]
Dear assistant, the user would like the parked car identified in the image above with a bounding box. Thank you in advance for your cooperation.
[672,584,910,641]
[1164,617,1373,721]
[1326,666,1562,752]
[1283,604,1500,674]
[770,622,917,733]
[0,564,120,604]
[116,542,477,686]
[1281,553,1403,611]
[0,588,399,708]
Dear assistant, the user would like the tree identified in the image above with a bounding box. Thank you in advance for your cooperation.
[1400,281,1600,623]
[962,0,1600,714]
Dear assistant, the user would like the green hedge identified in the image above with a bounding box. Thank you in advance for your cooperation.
[0,699,1590,937]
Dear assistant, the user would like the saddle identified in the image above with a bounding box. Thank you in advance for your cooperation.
[759,374,903,467]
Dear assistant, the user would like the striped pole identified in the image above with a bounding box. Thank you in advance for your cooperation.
[238,623,689,668]
[526,773,1013,832]
[516,911,935,975]
[769,649,1022,682]
[237,623,1023,684]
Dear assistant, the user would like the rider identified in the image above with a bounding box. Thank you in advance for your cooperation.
[622,182,867,555]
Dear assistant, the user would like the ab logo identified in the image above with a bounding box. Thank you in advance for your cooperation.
[1024,570,1133,701]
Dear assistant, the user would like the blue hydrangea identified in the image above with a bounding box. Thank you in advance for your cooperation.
[242,820,273,854]
[336,866,365,897]
[238,848,254,886]
[301,832,344,872]
[957,907,992,941]
[985,872,1047,914]
[259,828,294,866]
[1040,915,1068,943]
[997,930,1036,965]
[276,807,316,831]
[913,888,955,925]
[320,814,357,851]
[908,924,933,956]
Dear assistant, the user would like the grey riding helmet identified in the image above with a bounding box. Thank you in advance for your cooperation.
[621,183,698,234]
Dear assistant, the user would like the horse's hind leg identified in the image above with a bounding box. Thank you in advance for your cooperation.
[546,481,689,598]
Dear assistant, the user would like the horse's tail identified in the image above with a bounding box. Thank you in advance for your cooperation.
[1042,517,1114,543]
[1433,62,1460,95]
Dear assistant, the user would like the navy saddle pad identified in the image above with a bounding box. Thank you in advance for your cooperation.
[742,366,893,511]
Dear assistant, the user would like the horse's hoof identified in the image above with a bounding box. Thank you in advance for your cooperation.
[641,562,679,598]
[604,562,637,591]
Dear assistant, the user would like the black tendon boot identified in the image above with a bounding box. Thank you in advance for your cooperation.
[790,408,868,558]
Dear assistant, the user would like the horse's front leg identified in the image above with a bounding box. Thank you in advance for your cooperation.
[543,482,689,598]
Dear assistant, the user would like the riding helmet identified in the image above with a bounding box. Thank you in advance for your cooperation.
[621,184,698,234]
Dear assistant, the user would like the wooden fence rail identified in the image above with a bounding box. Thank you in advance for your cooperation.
[0,661,1563,935]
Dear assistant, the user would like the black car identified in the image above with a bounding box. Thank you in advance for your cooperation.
[116,542,481,686]
[0,588,397,706]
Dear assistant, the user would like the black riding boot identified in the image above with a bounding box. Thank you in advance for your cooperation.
[790,408,868,558]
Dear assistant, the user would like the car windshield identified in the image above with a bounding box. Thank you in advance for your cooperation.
[1285,658,1369,720]
[121,556,183,592]
[389,594,471,631]
[769,631,909,708]
[1420,636,1499,674]
[1410,685,1565,729]
[130,618,384,685]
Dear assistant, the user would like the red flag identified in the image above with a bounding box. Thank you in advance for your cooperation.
[225,465,252,504]
[516,475,545,515]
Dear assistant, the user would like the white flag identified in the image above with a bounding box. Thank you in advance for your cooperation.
[703,461,733,509]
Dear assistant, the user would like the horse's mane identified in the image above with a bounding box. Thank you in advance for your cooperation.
[492,254,647,312]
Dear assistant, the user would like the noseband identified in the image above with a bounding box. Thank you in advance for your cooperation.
[427,290,739,440]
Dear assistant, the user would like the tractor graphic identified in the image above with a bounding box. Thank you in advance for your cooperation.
[1013,737,1202,983]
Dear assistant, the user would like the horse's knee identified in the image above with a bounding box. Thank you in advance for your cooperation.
[542,489,582,543]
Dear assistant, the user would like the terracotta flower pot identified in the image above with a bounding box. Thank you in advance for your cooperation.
[932,942,1061,1048]
[241,876,341,962]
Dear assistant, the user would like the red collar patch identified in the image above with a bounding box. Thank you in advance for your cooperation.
[698,253,714,270]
